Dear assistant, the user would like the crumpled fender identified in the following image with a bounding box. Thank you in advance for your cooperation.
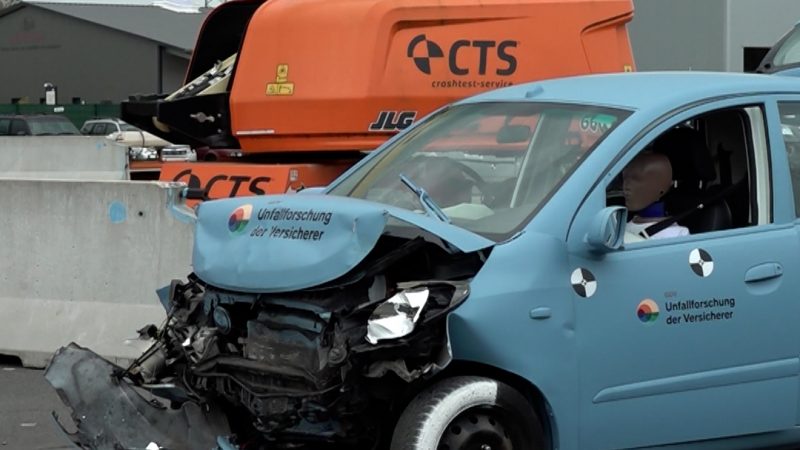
[44,343,230,450]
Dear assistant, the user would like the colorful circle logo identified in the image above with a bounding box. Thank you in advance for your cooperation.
[637,299,659,323]
[228,204,253,234]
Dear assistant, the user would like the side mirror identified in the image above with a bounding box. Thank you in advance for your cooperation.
[182,187,209,201]
[586,206,627,252]
[296,186,326,195]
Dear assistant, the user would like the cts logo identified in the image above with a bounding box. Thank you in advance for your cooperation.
[407,34,444,74]
[407,34,518,76]
[228,204,253,234]
[172,169,272,197]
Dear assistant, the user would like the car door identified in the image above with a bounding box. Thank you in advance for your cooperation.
[568,99,800,449]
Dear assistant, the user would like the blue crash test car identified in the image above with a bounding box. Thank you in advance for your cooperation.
[46,72,800,450]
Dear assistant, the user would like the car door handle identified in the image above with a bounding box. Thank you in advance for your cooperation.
[744,263,783,283]
[529,307,552,320]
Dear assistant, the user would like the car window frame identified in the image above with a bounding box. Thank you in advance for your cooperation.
[621,103,770,249]
[769,96,800,222]
[568,96,778,255]
[758,24,800,74]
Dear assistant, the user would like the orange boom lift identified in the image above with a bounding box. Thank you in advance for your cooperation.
[122,0,635,200]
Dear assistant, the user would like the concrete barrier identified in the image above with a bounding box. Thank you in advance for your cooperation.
[0,136,128,180]
[0,179,193,368]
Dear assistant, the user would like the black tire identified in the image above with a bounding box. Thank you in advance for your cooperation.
[390,376,546,450]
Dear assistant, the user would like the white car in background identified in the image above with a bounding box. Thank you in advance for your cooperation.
[80,118,196,162]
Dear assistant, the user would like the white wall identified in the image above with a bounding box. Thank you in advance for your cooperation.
[629,0,727,71]
[0,180,193,367]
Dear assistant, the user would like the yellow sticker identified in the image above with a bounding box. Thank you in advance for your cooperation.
[275,64,289,83]
[266,64,294,96]
[624,64,633,72]
[266,83,294,95]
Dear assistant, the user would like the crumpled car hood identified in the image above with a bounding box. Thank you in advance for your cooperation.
[194,194,494,293]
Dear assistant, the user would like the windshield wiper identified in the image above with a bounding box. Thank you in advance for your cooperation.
[399,174,450,223]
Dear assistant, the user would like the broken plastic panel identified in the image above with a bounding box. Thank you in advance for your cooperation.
[365,288,429,344]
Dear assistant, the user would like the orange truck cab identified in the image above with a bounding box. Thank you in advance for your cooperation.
[122,0,635,198]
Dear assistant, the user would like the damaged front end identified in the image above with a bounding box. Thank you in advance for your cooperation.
[46,195,490,449]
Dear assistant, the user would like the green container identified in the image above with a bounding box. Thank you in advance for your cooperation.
[0,104,122,128]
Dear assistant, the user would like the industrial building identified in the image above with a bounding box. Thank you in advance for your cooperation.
[0,1,208,104]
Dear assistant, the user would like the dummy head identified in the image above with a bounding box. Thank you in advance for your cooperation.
[622,151,673,211]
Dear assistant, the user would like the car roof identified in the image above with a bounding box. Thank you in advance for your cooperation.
[84,118,124,123]
[461,71,800,111]
[0,114,71,120]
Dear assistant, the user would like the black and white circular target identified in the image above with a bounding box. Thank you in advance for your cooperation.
[689,248,714,277]
[570,268,597,298]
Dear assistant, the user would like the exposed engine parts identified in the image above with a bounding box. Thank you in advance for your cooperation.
[47,234,485,449]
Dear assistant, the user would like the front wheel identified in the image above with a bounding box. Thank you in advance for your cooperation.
[390,376,545,450]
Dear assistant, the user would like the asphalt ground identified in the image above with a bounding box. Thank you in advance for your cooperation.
[3,353,800,450]
[0,355,76,450]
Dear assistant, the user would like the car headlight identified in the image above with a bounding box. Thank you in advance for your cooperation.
[366,287,429,344]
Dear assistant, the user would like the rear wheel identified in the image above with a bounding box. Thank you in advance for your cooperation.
[390,376,545,450]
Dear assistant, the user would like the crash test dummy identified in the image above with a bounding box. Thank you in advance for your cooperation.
[622,151,690,243]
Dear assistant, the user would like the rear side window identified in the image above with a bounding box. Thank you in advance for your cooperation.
[9,119,28,135]
[27,117,80,135]
[90,123,116,135]
[778,102,800,215]
[0,119,10,135]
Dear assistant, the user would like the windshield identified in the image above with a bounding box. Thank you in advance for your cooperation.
[28,117,81,136]
[769,25,800,69]
[329,102,629,240]
[119,122,139,132]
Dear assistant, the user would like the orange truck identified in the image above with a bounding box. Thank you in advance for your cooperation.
[122,0,636,199]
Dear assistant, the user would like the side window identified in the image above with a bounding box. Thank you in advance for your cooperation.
[89,123,107,135]
[607,105,767,244]
[9,119,28,136]
[777,102,800,215]
[0,119,10,135]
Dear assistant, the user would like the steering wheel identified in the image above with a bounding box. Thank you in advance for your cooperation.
[421,156,487,201]
[367,155,488,210]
